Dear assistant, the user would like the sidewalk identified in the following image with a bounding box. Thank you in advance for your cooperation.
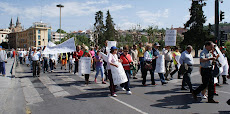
[0,58,25,114]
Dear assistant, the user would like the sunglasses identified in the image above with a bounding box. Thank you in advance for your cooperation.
[124,51,128,52]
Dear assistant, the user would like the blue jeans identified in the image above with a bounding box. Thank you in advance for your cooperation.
[95,66,104,79]
[0,62,6,75]
[120,70,131,91]
[152,62,166,83]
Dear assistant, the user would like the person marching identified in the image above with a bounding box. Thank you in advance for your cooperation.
[0,46,7,77]
[163,46,173,81]
[152,42,167,85]
[220,47,229,84]
[179,45,194,92]
[31,48,41,77]
[170,47,182,79]
[94,50,106,84]
[137,43,145,75]
[142,45,155,86]
[73,45,83,74]
[131,44,138,79]
[192,41,219,103]
[60,52,68,70]
[82,45,93,85]
[42,46,49,73]
[107,46,120,97]
[120,47,132,95]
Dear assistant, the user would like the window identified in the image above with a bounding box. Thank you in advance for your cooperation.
[38,35,41,40]
[38,30,41,34]
[38,41,41,45]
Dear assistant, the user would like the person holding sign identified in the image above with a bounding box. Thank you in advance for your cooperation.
[82,46,93,85]
[107,46,121,97]
[170,47,182,79]
[120,47,133,95]
[152,42,168,85]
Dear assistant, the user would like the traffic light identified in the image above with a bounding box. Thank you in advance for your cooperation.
[220,11,225,22]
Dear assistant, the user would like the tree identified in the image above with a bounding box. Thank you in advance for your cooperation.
[140,35,148,43]
[94,11,105,47]
[182,1,212,57]
[104,10,117,41]
[146,25,158,43]
[56,29,67,34]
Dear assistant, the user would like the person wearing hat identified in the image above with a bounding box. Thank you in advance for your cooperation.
[152,42,168,85]
[107,46,120,97]
[0,46,7,76]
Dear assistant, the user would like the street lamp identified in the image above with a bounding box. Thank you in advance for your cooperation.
[56,4,64,41]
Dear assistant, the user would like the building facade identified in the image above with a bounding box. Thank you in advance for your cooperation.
[51,32,66,42]
[0,29,11,44]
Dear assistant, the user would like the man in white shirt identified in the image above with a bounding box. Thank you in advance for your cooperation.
[131,45,138,79]
[163,46,173,80]
[31,48,41,77]
[0,46,7,76]
[18,49,24,64]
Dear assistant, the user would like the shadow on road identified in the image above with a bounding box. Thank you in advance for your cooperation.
[150,94,198,109]
[65,91,109,100]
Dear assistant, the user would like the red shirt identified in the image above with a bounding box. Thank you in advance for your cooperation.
[73,50,83,61]
[13,51,16,57]
[120,54,133,70]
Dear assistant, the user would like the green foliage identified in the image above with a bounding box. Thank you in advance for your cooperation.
[75,35,90,46]
[94,11,105,46]
[56,29,67,34]
[146,25,158,43]
[225,41,230,58]
[104,10,117,42]
[141,35,148,43]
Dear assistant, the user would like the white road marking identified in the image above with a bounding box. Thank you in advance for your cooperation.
[21,78,44,105]
[110,97,148,114]
[39,76,70,97]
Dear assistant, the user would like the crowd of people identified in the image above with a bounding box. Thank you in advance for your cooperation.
[9,40,229,103]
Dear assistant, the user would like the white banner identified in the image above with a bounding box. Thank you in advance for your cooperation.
[155,55,165,73]
[42,38,76,54]
[99,52,108,62]
[165,30,177,46]
[78,57,91,76]
[221,58,229,75]
[111,62,128,85]
[106,41,117,54]
[215,46,227,66]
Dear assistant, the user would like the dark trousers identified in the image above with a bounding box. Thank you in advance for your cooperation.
[182,66,193,91]
[170,65,182,78]
[108,70,116,95]
[74,61,79,74]
[194,68,214,101]
[120,70,131,91]
[49,59,54,70]
[103,61,108,80]
[32,61,40,76]
[0,62,6,75]
[43,57,48,72]
[19,57,23,64]
[142,68,155,85]
[138,57,144,73]
[85,74,89,82]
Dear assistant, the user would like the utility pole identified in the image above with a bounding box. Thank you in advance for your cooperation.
[56,4,64,41]
[215,0,219,46]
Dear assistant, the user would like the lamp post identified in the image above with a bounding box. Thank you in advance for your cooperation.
[56,4,64,41]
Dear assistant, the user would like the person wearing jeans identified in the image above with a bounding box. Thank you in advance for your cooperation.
[120,47,132,95]
[94,50,106,84]
[0,46,7,76]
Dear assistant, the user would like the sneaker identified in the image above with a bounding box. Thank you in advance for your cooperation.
[126,91,132,95]
[120,87,125,91]
[112,94,117,97]
[162,82,168,85]
[102,81,106,84]
[133,77,138,79]
[208,100,219,103]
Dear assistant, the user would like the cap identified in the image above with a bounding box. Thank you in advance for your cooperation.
[154,42,160,46]
[110,46,118,50]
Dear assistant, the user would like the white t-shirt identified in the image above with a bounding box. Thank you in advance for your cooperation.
[107,53,118,70]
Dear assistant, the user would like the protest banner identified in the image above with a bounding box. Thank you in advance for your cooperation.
[165,30,177,46]
[42,38,76,54]
[215,46,227,66]
[99,52,108,62]
[110,62,128,85]
[78,57,91,76]
[221,58,229,75]
[155,55,165,73]
[106,41,117,54]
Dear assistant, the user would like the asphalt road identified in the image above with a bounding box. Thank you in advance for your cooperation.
[15,63,230,114]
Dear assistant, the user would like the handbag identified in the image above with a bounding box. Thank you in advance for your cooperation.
[144,61,152,70]
[123,54,136,70]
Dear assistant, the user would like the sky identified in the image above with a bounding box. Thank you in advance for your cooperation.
[0,0,230,32]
